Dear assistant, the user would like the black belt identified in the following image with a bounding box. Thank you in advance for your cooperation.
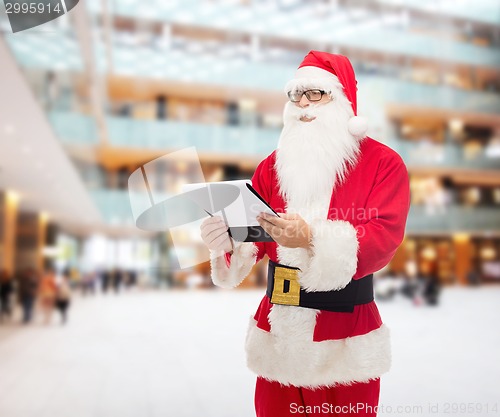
[266,260,374,313]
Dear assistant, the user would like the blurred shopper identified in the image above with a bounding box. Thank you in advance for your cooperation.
[374,274,403,301]
[467,269,481,286]
[200,51,410,417]
[69,267,81,289]
[113,268,123,294]
[424,177,447,215]
[17,268,39,324]
[0,269,14,322]
[55,275,72,325]
[39,268,58,325]
[442,177,456,206]
[402,259,424,305]
[423,275,441,306]
[126,270,137,288]
[101,270,111,293]
[402,275,424,306]
[44,71,60,110]
[81,271,96,296]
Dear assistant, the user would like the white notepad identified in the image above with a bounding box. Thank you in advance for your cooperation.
[181,180,279,242]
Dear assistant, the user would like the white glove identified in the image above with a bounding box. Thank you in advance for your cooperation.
[200,216,234,253]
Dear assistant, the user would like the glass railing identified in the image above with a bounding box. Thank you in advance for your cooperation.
[6,32,500,114]
[105,116,278,155]
[50,111,500,170]
[406,205,500,232]
[48,112,98,144]
[3,31,83,71]
[377,0,499,26]
[84,0,499,68]
[30,66,500,116]
[49,111,280,155]
[91,189,135,226]
[5,34,500,116]
[362,78,500,115]
[94,47,500,114]
[91,188,500,232]
[384,140,500,170]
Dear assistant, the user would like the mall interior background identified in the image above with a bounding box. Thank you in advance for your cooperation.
[1,0,499,289]
[0,1,499,416]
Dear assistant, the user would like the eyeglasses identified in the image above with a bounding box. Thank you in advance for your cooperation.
[287,89,327,103]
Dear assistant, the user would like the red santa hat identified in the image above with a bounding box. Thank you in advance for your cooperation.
[284,51,368,138]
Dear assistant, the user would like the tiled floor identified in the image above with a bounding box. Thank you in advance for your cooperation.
[0,286,499,417]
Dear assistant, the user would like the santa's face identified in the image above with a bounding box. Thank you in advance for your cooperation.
[276,87,361,209]
[293,90,332,122]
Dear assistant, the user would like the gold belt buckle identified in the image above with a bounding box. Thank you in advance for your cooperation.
[270,266,301,306]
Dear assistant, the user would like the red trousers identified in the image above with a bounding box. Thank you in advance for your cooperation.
[255,377,380,417]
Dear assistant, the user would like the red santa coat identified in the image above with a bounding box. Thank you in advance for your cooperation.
[210,136,410,388]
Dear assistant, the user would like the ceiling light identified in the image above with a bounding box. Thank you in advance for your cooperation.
[449,118,464,133]
[420,246,437,260]
[480,247,496,260]
[6,190,21,204]
[43,246,61,257]
[453,233,469,242]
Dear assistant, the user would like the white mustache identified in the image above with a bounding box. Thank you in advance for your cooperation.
[286,103,322,120]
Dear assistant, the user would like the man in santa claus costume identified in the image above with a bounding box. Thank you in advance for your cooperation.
[200,51,410,416]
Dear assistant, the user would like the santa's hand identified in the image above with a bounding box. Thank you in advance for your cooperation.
[257,212,311,249]
[200,216,234,253]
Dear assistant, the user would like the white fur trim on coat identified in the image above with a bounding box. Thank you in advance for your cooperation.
[299,219,359,292]
[210,242,257,289]
[245,309,391,388]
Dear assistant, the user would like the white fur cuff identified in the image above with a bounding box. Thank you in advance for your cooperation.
[210,242,257,289]
[299,219,359,292]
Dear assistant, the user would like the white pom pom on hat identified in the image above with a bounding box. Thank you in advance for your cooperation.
[286,51,369,139]
[348,115,368,139]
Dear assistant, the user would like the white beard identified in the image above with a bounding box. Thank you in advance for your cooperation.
[276,99,362,212]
